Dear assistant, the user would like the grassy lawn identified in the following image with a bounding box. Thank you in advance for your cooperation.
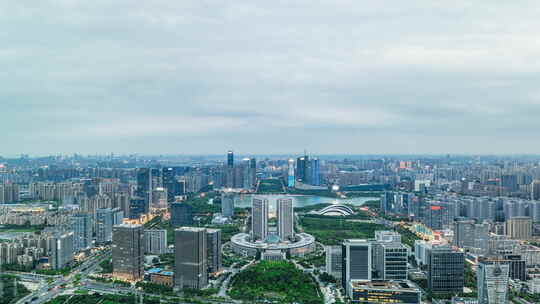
[299,216,387,245]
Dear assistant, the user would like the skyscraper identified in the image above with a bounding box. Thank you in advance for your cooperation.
[71,213,92,251]
[296,156,307,182]
[287,159,295,187]
[206,229,222,274]
[310,158,321,186]
[277,198,294,241]
[174,227,208,290]
[477,258,510,304]
[129,197,146,219]
[227,150,234,168]
[251,197,269,241]
[136,168,152,206]
[427,245,464,293]
[342,239,372,292]
[51,231,74,270]
[144,229,167,255]
[112,224,144,281]
[170,203,193,227]
[163,168,182,203]
[531,180,540,200]
[221,192,235,217]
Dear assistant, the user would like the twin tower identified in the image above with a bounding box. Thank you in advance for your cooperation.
[252,197,294,242]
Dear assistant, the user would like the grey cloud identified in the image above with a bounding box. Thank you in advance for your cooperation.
[2,1,540,155]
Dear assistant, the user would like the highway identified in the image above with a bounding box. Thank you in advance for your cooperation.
[15,249,111,304]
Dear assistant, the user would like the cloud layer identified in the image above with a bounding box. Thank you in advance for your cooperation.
[2,1,540,155]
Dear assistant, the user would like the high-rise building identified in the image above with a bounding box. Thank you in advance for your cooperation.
[206,229,222,274]
[170,203,193,227]
[506,216,532,240]
[287,159,295,187]
[112,224,144,281]
[51,231,74,270]
[372,232,408,281]
[427,245,464,293]
[163,167,182,203]
[227,151,234,168]
[531,180,540,200]
[136,168,152,206]
[174,227,208,290]
[277,198,294,241]
[71,213,92,251]
[96,208,124,244]
[144,229,167,255]
[296,156,307,182]
[221,192,235,217]
[251,197,269,241]
[326,245,342,279]
[310,158,321,186]
[477,258,510,304]
[342,239,372,292]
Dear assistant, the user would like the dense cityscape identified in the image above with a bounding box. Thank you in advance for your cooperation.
[4,1,540,303]
[0,153,540,303]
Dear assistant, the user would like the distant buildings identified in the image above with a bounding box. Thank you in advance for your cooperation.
[277,198,294,241]
[0,183,19,203]
[144,229,167,255]
[170,203,193,227]
[453,219,490,253]
[477,258,510,304]
[112,224,144,281]
[251,197,269,241]
[174,227,208,290]
[505,216,532,240]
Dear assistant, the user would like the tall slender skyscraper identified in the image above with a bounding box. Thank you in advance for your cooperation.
[112,224,144,281]
[206,229,222,274]
[227,150,234,168]
[174,227,208,290]
[251,197,269,241]
[136,168,152,206]
[277,198,294,241]
[287,159,295,187]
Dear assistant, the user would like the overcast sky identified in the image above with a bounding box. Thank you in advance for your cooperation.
[2,1,540,156]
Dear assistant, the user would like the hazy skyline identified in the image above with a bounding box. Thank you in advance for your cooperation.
[2,1,540,156]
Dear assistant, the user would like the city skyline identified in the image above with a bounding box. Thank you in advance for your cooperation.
[3,1,540,155]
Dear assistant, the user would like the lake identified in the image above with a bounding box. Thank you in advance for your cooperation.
[234,194,379,211]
